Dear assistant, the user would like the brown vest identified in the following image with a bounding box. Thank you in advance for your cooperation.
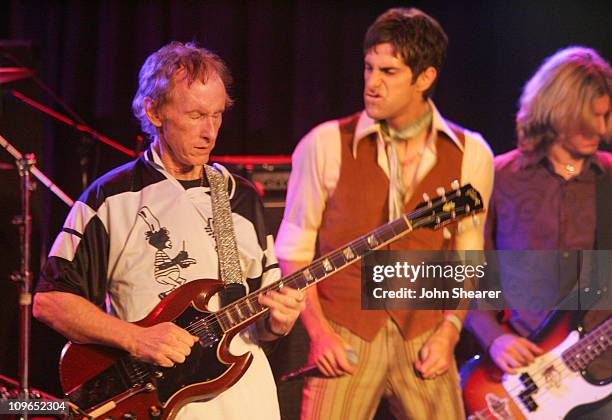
[317,112,465,341]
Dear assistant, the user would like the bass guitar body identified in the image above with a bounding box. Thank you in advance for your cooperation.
[461,311,612,420]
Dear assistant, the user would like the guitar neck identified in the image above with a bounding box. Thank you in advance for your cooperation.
[562,317,612,372]
[212,184,481,333]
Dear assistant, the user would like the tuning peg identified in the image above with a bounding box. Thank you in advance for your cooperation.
[422,192,432,208]
[472,215,480,227]
[436,187,446,202]
[443,227,452,239]
[451,180,460,190]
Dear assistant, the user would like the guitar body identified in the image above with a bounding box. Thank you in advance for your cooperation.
[462,311,612,419]
[59,279,258,419]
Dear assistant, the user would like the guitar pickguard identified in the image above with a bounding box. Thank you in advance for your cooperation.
[155,305,228,404]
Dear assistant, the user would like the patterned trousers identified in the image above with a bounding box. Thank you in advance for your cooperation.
[301,318,465,420]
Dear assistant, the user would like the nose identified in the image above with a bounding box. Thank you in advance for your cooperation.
[365,70,382,91]
[200,116,218,142]
[595,115,607,137]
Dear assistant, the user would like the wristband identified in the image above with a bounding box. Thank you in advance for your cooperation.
[443,314,463,333]
[264,315,288,338]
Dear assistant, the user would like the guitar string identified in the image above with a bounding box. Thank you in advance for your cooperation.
[187,211,455,338]
[489,321,611,406]
[499,319,611,397]
[470,354,608,420]
[186,199,462,337]
[468,320,611,419]
[514,322,612,408]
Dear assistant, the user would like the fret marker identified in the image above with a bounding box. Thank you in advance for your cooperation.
[323,258,333,272]
[246,299,255,312]
[236,306,244,319]
[304,270,313,282]
[367,235,379,248]
[343,247,355,260]
[226,311,235,324]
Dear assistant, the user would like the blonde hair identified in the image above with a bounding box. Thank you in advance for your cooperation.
[132,41,233,140]
[516,46,611,153]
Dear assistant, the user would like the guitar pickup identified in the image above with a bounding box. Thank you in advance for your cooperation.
[519,390,539,412]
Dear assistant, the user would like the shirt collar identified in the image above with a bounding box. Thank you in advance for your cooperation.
[518,149,605,174]
[144,146,167,172]
[352,99,464,158]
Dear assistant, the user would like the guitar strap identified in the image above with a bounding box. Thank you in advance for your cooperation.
[205,164,246,305]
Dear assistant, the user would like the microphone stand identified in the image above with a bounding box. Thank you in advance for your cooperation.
[13,153,34,405]
[0,133,73,404]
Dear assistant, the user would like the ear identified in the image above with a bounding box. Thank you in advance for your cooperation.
[415,67,437,94]
[144,97,163,128]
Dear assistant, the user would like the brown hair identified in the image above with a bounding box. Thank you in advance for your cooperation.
[363,7,448,98]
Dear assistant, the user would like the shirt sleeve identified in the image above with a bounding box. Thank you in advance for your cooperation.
[275,121,341,262]
[36,199,110,309]
[465,310,507,349]
[456,130,495,251]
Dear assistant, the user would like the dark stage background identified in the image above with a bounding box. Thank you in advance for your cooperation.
[0,0,610,414]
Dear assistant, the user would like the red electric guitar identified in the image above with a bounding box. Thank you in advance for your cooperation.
[461,311,612,419]
[59,183,483,419]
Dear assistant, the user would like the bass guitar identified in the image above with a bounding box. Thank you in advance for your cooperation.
[461,311,612,419]
[60,183,483,419]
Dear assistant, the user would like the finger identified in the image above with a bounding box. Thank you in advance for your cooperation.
[495,357,516,375]
[262,289,303,310]
[156,355,174,368]
[504,353,525,369]
[418,346,437,374]
[513,342,538,363]
[278,287,306,305]
[164,347,187,364]
[172,340,192,357]
[505,346,527,365]
[317,353,338,376]
[414,359,423,374]
[270,288,306,309]
[258,292,285,310]
[321,350,343,376]
[316,356,336,377]
[523,339,544,355]
[167,323,198,347]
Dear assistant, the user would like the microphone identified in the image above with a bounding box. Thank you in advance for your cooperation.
[280,348,358,382]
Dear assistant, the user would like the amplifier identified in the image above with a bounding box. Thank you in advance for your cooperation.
[211,155,291,235]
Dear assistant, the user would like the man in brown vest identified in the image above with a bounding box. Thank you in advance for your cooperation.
[275,8,494,419]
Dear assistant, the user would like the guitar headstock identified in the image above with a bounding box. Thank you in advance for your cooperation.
[412,182,483,230]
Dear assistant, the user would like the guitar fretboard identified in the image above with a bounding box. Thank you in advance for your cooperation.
[562,317,612,372]
[213,216,418,332]
[182,184,480,337]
